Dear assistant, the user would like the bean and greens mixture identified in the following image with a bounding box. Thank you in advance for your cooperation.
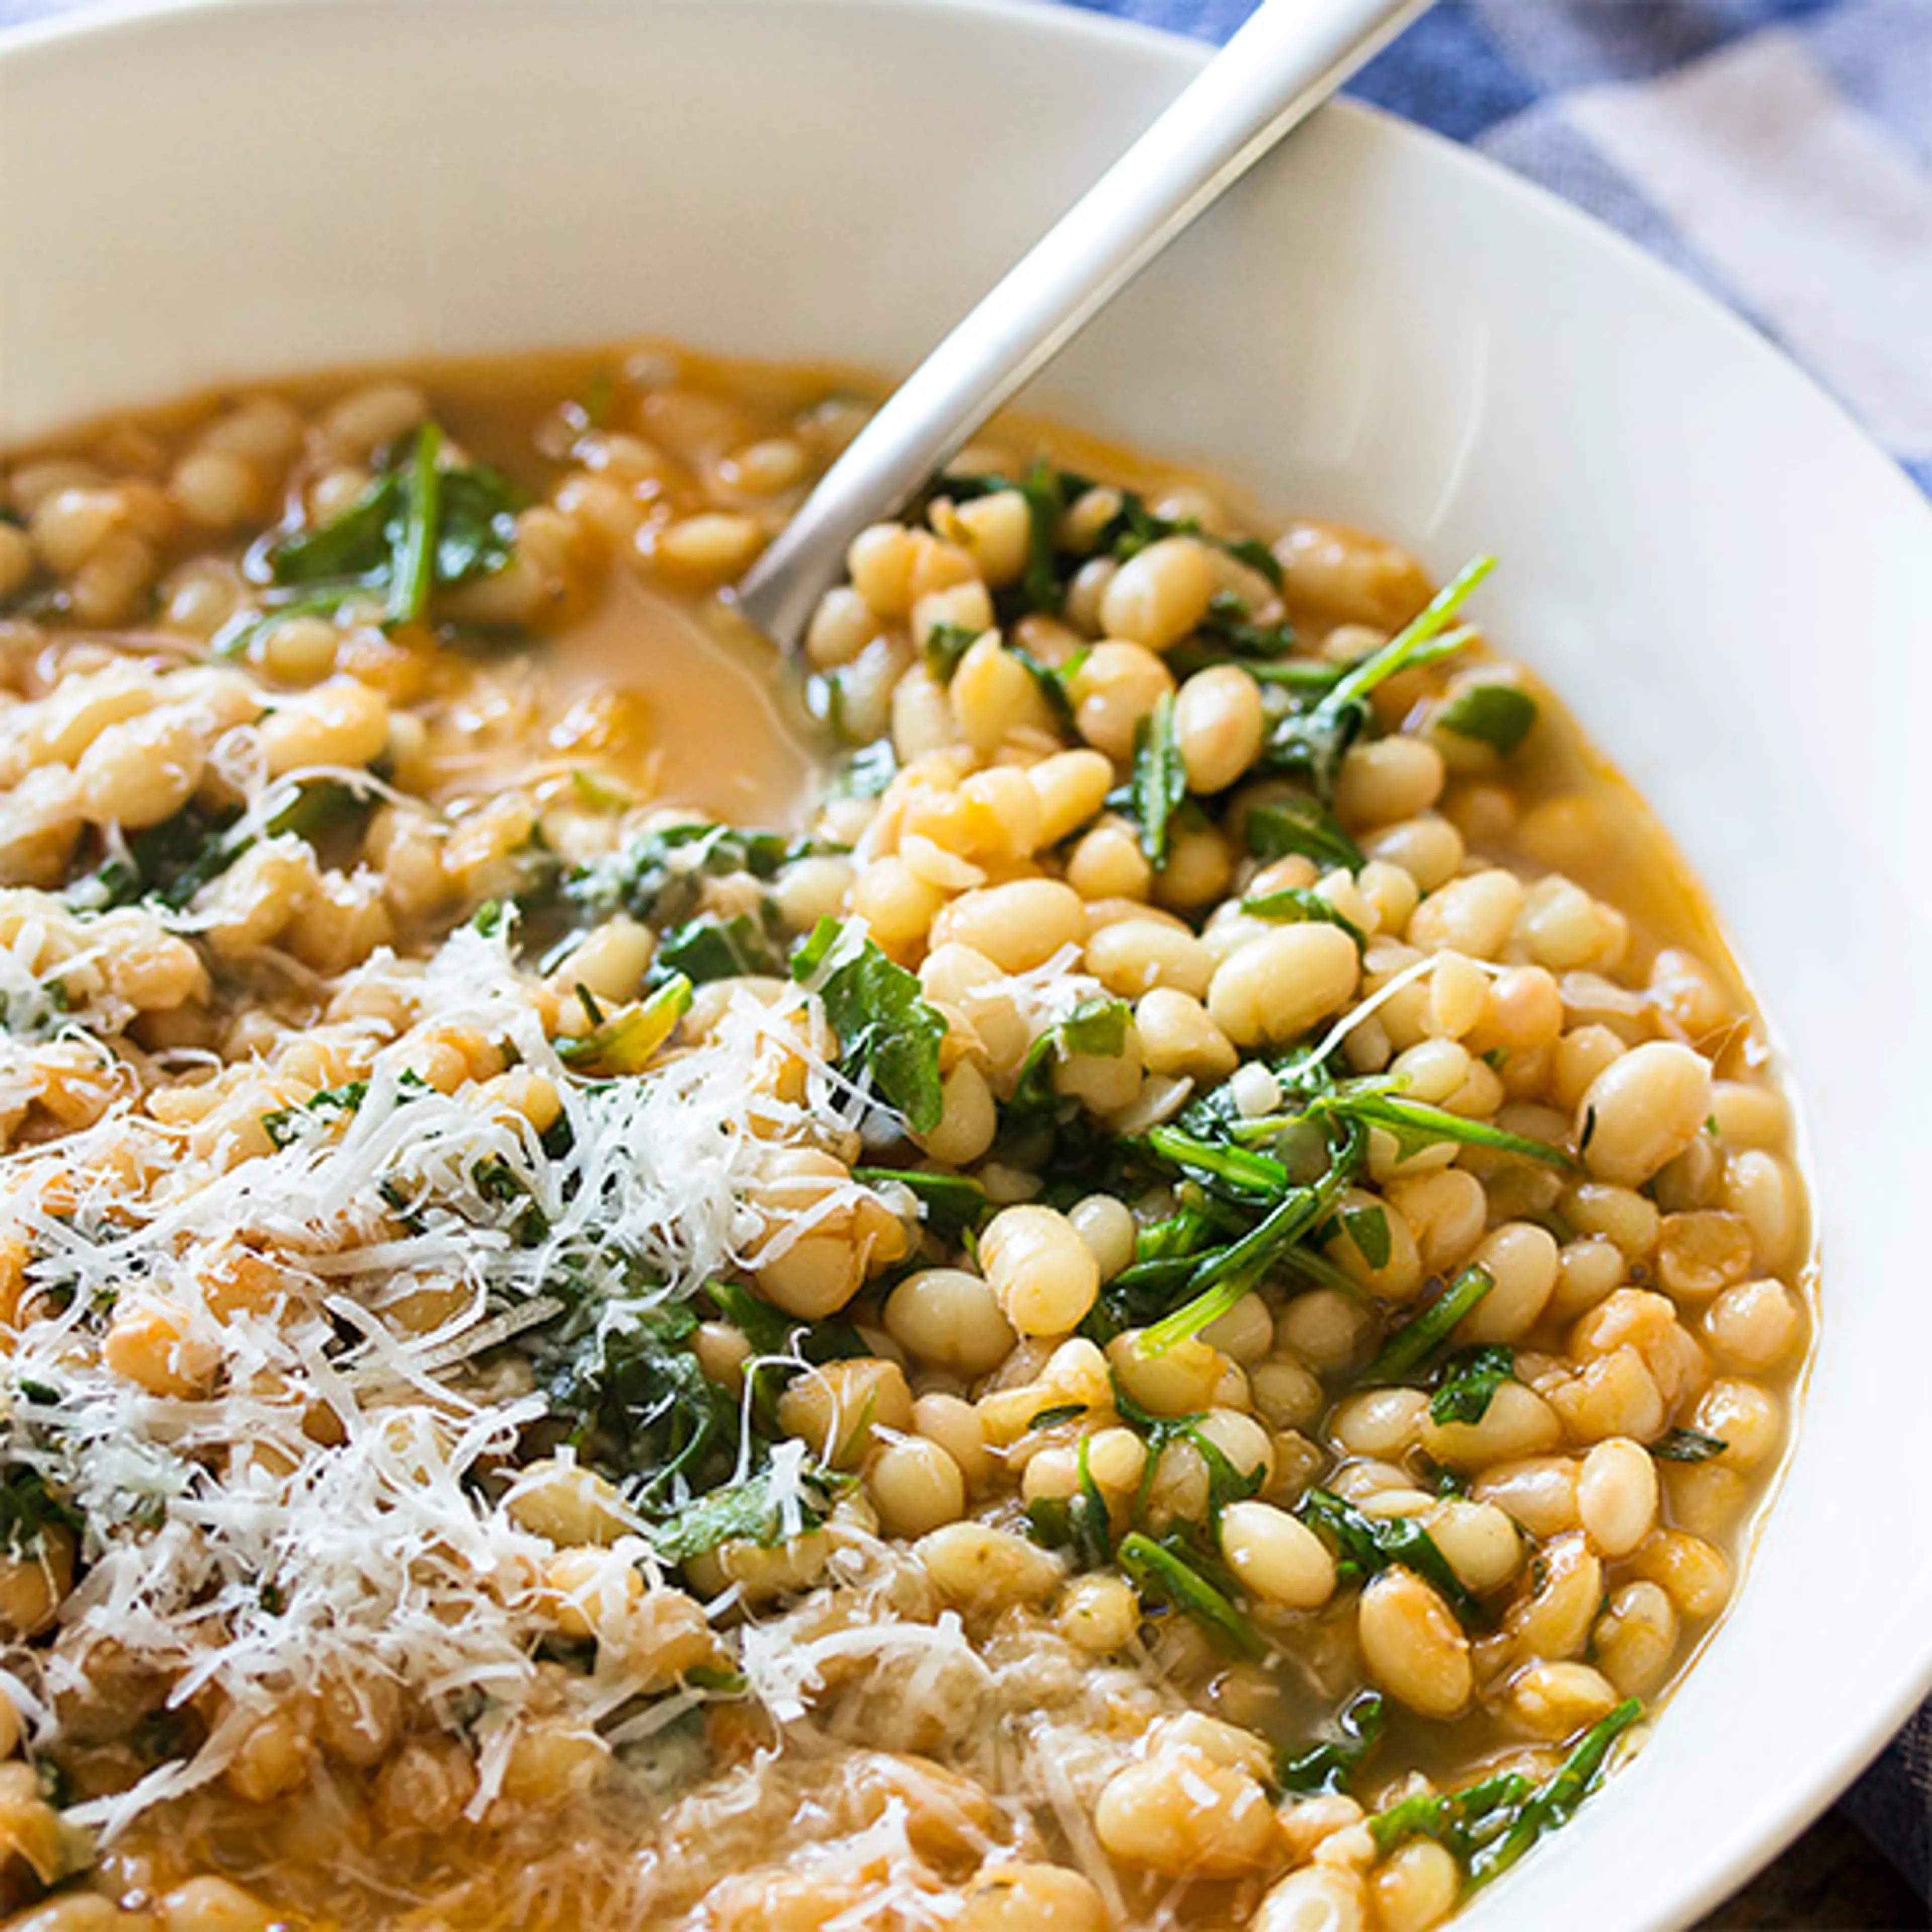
[0,348,1810,1931]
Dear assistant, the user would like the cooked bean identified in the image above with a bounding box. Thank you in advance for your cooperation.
[1070,640,1173,760]
[1257,1868,1369,1932]
[1174,664,1264,792]
[1220,1499,1336,1609]
[1098,536,1214,651]
[1093,1742,1279,1877]
[980,1205,1100,1336]
[1207,924,1360,1048]
[1577,1437,1658,1557]
[932,879,1085,973]
[883,1268,1016,1376]
[1358,1568,1472,1718]
[1578,1041,1713,1187]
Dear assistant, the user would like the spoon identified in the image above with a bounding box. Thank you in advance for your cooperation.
[733,0,1436,650]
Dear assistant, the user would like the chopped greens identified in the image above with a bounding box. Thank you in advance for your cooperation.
[1429,1345,1517,1426]
[924,622,984,683]
[656,912,786,985]
[67,779,366,915]
[1363,1266,1495,1384]
[1261,557,1493,799]
[1370,1700,1642,1893]
[1244,794,1364,874]
[1435,680,1538,757]
[854,1167,988,1242]
[1308,1087,1574,1170]
[1130,693,1187,867]
[792,918,948,1134]
[1117,1531,1265,1660]
[1653,1427,1729,1463]
[0,1463,80,1557]
[1009,995,1133,1120]
[536,1299,736,1504]
[1136,1120,1364,1352]
[1026,1437,1114,1572]
[1341,1204,1393,1271]
[1296,1486,1484,1624]
[1240,885,1367,951]
[649,1459,846,1564]
[570,821,827,928]
[1278,1691,1386,1797]
[265,423,524,624]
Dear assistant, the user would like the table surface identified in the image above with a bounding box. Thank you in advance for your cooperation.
[1704,1812,1928,1930]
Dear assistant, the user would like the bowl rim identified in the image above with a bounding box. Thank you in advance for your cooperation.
[4,0,1931,1919]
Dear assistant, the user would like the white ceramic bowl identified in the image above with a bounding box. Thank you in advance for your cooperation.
[4,2,1930,1925]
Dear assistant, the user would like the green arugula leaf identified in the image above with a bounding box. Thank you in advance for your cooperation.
[1341,1204,1392,1271]
[792,919,948,1134]
[1026,1436,1115,1572]
[1652,1427,1729,1463]
[924,622,984,683]
[1244,794,1365,874]
[1008,995,1133,1120]
[66,778,366,916]
[1429,1345,1516,1426]
[1315,1088,1574,1169]
[655,912,786,985]
[853,1167,987,1242]
[1465,1699,1642,1892]
[267,423,523,620]
[1278,1691,1387,1797]
[1117,1530,1265,1659]
[1198,591,1298,659]
[0,1463,81,1557]
[388,419,444,622]
[1297,1486,1485,1625]
[649,1458,846,1564]
[1372,1700,1642,1891]
[1131,692,1187,867]
[1363,1266,1496,1384]
[1241,886,1367,951]
[1139,1122,1365,1352]
[1435,680,1538,757]
[1263,557,1493,799]
[569,821,829,928]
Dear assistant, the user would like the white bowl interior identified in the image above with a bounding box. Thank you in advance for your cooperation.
[4,3,1931,1925]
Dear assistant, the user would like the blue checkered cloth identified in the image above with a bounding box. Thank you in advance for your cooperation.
[4,0,1930,1905]
[1075,0,1932,503]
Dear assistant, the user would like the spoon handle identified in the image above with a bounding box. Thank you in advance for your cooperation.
[734,0,1434,647]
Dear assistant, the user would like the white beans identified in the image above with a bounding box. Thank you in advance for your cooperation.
[980,1205,1100,1336]
[1207,924,1360,1048]
[883,1268,1016,1375]
[1577,1437,1659,1557]
[1579,1041,1714,1187]
[1219,1500,1336,1609]
[1358,1567,1472,1718]
[1098,536,1214,650]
